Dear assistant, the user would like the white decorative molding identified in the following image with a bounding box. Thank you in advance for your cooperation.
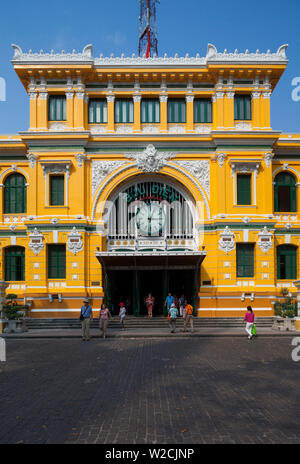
[226,91,235,99]
[194,125,211,134]
[28,228,45,255]
[252,91,261,99]
[124,144,176,173]
[92,161,129,196]
[106,95,115,103]
[67,227,84,255]
[75,153,86,168]
[141,125,160,134]
[172,160,210,199]
[133,95,142,103]
[264,152,274,168]
[41,162,70,178]
[115,125,133,134]
[159,95,168,103]
[185,95,194,103]
[216,153,226,168]
[168,125,186,134]
[12,44,288,67]
[49,122,67,131]
[90,125,107,135]
[231,161,260,205]
[235,122,252,131]
[219,227,235,254]
[257,226,273,254]
[27,153,38,169]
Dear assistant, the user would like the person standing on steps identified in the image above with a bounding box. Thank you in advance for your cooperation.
[244,306,255,340]
[168,302,178,333]
[179,294,185,317]
[119,302,126,330]
[182,300,194,333]
[99,303,112,339]
[80,298,93,341]
[164,292,174,316]
[145,293,155,318]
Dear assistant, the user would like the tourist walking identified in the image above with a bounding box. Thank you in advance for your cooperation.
[182,300,194,333]
[179,294,185,317]
[244,306,255,339]
[119,302,126,330]
[168,303,178,333]
[145,293,155,318]
[99,303,112,339]
[80,298,93,341]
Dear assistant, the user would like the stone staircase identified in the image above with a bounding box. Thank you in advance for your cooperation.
[26,316,275,331]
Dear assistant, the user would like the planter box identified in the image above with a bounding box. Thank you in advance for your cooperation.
[3,319,28,334]
[272,316,296,331]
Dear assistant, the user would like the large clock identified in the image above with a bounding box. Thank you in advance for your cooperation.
[136,203,166,236]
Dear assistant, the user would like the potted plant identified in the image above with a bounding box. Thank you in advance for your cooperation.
[273,288,297,331]
[3,294,29,333]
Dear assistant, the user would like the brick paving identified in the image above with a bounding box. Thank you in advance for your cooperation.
[0,337,299,444]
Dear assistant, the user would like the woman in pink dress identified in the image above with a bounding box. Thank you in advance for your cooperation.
[99,303,112,339]
[244,306,255,340]
[145,293,155,318]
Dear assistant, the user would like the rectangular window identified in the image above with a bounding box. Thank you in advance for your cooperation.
[50,175,64,206]
[88,99,108,124]
[194,99,213,123]
[115,99,134,123]
[48,96,67,121]
[48,245,66,279]
[167,99,186,123]
[234,95,252,120]
[236,243,255,278]
[237,174,252,205]
[141,99,160,123]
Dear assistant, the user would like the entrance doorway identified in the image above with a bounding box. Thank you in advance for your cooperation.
[106,268,196,317]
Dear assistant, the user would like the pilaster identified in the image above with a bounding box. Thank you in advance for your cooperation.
[133,95,142,133]
[185,95,194,133]
[106,95,115,133]
[159,95,168,133]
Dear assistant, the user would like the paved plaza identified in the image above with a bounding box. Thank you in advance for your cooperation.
[0,337,299,444]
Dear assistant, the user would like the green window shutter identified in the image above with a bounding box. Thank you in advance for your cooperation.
[5,246,25,281]
[48,96,67,121]
[167,99,186,123]
[50,175,64,206]
[115,99,134,123]
[88,99,108,123]
[236,244,254,278]
[194,99,212,123]
[237,174,251,205]
[4,174,27,214]
[274,172,297,212]
[277,246,297,280]
[234,95,252,120]
[141,99,160,123]
[48,245,66,279]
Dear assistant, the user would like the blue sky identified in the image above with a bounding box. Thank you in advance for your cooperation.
[0,0,300,133]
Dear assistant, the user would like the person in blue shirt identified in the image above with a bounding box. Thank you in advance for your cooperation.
[80,298,93,341]
[168,303,178,333]
[164,292,174,314]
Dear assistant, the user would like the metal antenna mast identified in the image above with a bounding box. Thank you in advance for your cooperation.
[138,0,159,58]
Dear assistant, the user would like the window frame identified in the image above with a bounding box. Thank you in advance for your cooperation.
[167,99,186,124]
[49,174,65,206]
[4,246,25,282]
[237,174,252,206]
[4,173,27,214]
[193,98,213,123]
[48,95,67,122]
[277,245,297,280]
[88,98,108,124]
[274,172,297,213]
[114,99,134,124]
[141,99,160,123]
[47,244,66,279]
[234,95,252,121]
[236,243,255,278]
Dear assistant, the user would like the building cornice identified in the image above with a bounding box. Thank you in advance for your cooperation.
[11,43,289,67]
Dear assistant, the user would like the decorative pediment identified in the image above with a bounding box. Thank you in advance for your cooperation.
[219,227,235,254]
[257,227,273,254]
[41,161,71,178]
[67,227,84,255]
[28,228,45,255]
[125,144,176,173]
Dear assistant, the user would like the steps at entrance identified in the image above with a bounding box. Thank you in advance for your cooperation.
[26,317,275,331]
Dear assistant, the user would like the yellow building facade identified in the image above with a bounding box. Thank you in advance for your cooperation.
[0,42,299,318]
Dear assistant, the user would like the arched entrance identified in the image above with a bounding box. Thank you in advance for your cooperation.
[96,175,206,316]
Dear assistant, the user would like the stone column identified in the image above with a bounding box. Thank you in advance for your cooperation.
[29,92,38,130]
[106,95,115,133]
[66,91,74,129]
[225,91,235,129]
[133,95,142,133]
[74,92,85,130]
[159,95,168,133]
[185,95,194,133]
[37,91,48,130]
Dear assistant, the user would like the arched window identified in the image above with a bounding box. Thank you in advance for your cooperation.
[4,173,27,214]
[4,246,25,281]
[274,172,297,212]
[277,245,297,280]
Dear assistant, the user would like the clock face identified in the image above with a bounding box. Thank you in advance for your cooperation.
[136,203,166,236]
